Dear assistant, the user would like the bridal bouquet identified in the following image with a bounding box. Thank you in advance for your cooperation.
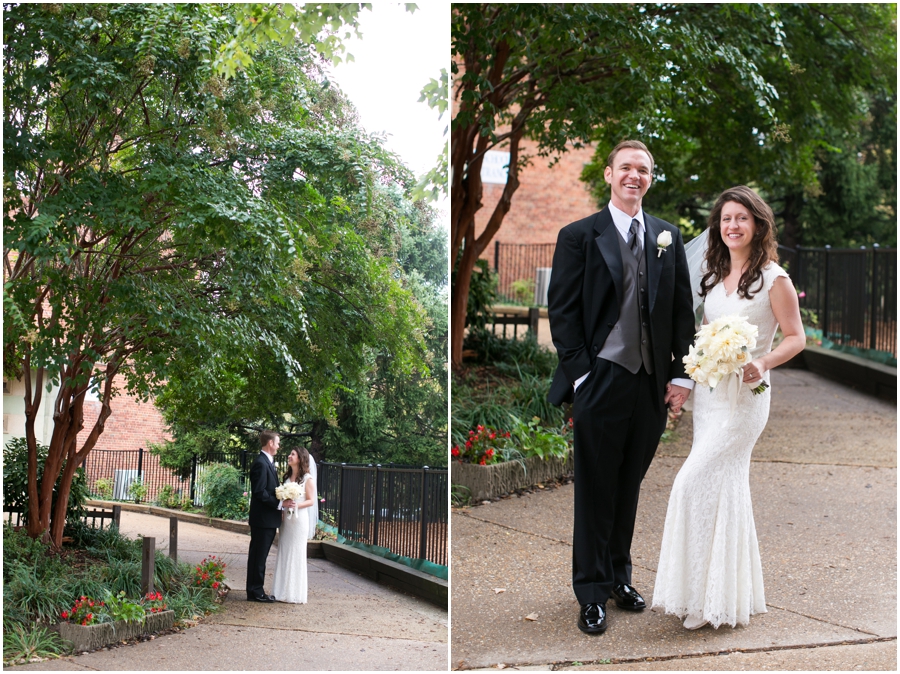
[275,481,304,519]
[683,314,768,394]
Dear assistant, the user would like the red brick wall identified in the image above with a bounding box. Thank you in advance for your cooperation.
[77,376,170,453]
[476,141,601,267]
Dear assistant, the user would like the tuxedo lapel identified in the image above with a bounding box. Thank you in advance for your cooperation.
[644,216,664,312]
[593,209,623,309]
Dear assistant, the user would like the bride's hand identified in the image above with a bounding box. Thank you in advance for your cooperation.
[742,360,767,384]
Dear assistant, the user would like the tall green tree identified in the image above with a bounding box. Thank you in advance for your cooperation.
[450,3,896,367]
[582,4,896,250]
[3,3,428,547]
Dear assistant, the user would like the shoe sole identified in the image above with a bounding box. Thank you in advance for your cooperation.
[614,599,646,611]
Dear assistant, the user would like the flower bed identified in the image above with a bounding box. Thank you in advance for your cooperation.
[57,610,175,653]
[451,451,573,502]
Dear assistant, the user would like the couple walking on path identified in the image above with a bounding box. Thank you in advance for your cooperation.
[547,139,805,634]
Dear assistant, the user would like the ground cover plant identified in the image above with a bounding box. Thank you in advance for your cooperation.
[2,521,220,666]
[452,330,570,464]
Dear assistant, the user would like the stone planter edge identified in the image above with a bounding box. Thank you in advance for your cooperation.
[451,451,574,502]
[56,609,175,653]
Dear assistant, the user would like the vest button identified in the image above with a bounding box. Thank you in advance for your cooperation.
[642,339,647,344]
[593,345,599,353]
[643,322,648,327]
[607,323,614,328]
[641,305,646,311]
[639,271,644,276]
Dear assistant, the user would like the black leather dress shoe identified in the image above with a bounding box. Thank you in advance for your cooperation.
[611,584,646,611]
[247,593,276,603]
[577,602,607,634]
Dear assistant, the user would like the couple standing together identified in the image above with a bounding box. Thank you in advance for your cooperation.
[547,140,805,633]
[246,430,317,604]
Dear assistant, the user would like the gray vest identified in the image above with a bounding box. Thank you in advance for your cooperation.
[598,232,654,374]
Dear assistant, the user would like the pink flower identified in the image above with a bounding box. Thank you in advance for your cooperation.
[798,291,806,298]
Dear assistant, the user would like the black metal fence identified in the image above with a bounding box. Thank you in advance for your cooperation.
[493,241,556,304]
[318,463,448,567]
[4,505,122,530]
[491,241,897,358]
[785,245,897,357]
[79,449,448,566]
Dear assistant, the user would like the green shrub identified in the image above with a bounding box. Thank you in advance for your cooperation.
[510,415,571,461]
[127,477,148,503]
[3,437,88,523]
[156,484,183,509]
[92,477,113,500]
[509,278,533,304]
[198,463,248,521]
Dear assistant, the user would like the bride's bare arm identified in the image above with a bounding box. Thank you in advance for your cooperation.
[742,276,805,382]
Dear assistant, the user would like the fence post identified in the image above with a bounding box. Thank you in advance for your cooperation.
[189,454,198,503]
[528,307,539,336]
[870,248,879,351]
[337,463,346,537]
[419,466,429,561]
[373,464,382,548]
[169,517,178,562]
[141,537,155,595]
[822,247,830,341]
[112,505,121,528]
[494,240,500,272]
[137,446,144,479]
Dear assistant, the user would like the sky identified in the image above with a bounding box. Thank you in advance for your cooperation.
[329,2,449,221]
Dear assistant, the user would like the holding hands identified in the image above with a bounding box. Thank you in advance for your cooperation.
[665,383,691,414]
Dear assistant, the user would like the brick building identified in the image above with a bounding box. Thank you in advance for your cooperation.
[477,141,599,260]
[474,141,601,302]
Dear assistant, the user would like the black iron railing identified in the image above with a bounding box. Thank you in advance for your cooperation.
[493,241,897,358]
[787,246,897,357]
[78,450,448,566]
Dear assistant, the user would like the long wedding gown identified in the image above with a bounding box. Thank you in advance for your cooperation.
[272,474,312,604]
[652,263,789,628]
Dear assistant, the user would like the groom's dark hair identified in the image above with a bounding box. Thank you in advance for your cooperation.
[607,140,654,172]
[259,430,279,448]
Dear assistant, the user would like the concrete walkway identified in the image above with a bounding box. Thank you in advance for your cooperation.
[14,511,447,671]
[451,368,896,670]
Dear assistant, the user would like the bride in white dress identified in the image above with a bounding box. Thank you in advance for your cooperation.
[272,447,317,604]
[652,186,805,630]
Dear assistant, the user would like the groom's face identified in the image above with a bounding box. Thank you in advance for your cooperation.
[604,148,653,213]
[266,436,280,455]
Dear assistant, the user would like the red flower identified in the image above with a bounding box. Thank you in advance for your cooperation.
[451,447,460,457]
[61,611,69,620]
[489,432,496,440]
[213,581,219,589]
[479,457,486,465]
[486,448,494,458]
[465,440,472,449]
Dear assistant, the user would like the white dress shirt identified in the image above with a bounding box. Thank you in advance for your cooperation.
[573,203,694,393]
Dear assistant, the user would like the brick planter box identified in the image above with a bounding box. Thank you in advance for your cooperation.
[451,451,573,502]
[57,610,175,653]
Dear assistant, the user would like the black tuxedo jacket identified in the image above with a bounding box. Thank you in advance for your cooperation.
[547,206,695,406]
[248,452,282,529]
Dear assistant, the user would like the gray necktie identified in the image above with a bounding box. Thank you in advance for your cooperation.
[629,218,641,258]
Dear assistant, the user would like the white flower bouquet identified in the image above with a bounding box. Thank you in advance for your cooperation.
[275,481,304,518]
[683,314,768,394]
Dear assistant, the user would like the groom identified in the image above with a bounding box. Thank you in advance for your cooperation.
[547,140,695,634]
[246,430,295,602]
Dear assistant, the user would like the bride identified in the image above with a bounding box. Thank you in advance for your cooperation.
[652,185,805,629]
[272,447,317,604]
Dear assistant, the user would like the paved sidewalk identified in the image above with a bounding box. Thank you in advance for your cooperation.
[451,368,896,670]
[13,511,447,671]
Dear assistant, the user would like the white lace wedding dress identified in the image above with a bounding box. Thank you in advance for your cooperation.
[271,474,311,604]
[652,263,789,628]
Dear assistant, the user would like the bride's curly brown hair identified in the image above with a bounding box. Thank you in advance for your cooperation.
[282,447,311,483]
[700,185,779,301]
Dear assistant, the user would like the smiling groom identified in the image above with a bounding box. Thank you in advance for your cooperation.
[547,140,696,635]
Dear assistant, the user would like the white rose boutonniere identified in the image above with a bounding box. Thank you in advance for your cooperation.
[656,231,672,258]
